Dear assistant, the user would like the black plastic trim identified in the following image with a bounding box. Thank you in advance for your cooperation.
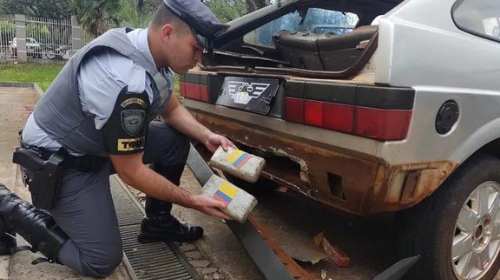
[285,81,304,98]
[286,81,414,109]
[356,86,415,109]
[304,82,357,104]
[208,75,225,103]
[184,73,200,84]
[199,75,208,85]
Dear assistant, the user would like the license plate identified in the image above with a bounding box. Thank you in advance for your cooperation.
[216,76,280,115]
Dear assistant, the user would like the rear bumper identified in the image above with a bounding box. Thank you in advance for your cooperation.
[190,108,458,216]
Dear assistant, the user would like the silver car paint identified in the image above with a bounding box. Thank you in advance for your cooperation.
[190,0,500,168]
[374,0,500,165]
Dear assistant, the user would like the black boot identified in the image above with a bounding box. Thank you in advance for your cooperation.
[0,184,68,263]
[138,164,204,243]
[0,206,15,255]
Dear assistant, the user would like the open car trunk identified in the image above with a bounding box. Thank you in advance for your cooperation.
[200,0,404,79]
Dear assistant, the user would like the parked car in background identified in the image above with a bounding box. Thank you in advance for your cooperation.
[9,37,43,58]
[45,44,71,60]
[181,0,500,279]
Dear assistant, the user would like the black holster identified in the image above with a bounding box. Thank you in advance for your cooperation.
[12,147,65,210]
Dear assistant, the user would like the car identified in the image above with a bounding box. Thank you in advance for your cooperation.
[45,44,71,60]
[181,0,500,279]
[9,37,43,58]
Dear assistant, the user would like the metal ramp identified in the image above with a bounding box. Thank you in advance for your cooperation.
[110,176,199,280]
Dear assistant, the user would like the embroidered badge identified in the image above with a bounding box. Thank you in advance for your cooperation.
[121,98,147,108]
[121,109,145,136]
[117,137,145,152]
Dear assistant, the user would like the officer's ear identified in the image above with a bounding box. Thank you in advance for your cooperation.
[161,24,175,42]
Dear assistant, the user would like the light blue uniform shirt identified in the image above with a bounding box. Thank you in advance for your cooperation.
[23,28,174,152]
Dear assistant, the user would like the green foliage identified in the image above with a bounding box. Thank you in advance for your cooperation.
[132,0,250,28]
[72,0,121,36]
[119,0,140,27]
[1,63,64,91]
[0,0,269,43]
[26,23,51,43]
[136,0,161,21]
[245,0,267,13]
[206,0,247,23]
[0,0,71,19]
[0,21,15,42]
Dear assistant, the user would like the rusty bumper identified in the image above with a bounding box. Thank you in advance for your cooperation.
[190,109,458,216]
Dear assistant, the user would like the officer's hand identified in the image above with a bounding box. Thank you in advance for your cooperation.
[192,194,232,220]
[204,133,236,153]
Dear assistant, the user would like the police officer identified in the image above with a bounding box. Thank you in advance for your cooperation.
[0,0,234,277]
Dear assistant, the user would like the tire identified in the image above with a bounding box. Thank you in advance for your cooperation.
[397,154,500,280]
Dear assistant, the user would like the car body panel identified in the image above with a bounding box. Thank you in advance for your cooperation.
[184,0,500,216]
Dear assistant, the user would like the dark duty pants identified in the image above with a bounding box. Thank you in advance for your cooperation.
[52,121,190,277]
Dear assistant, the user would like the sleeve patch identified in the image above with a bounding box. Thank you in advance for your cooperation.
[121,109,145,136]
[103,86,150,155]
[121,98,147,108]
[117,137,145,151]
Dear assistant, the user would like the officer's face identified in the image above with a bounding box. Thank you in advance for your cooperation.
[163,26,204,74]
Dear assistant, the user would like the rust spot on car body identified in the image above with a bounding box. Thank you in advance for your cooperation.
[248,216,316,280]
[191,110,459,216]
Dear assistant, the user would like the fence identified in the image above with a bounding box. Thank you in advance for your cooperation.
[0,14,114,63]
[0,15,15,61]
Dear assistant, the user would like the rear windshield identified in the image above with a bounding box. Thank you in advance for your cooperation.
[243,8,359,48]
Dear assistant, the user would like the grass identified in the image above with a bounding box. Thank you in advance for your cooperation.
[0,63,180,94]
[0,63,64,91]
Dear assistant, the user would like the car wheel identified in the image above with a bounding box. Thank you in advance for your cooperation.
[397,154,500,280]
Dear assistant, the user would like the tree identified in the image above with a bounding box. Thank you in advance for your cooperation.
[0,0,71,19]
[72,0,121,37]
[246,0,268,13]
[206,0,247,23]
[136,0,161,22]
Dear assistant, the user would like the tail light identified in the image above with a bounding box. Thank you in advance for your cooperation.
[355,107,412,141]
[285,83,414,141]
[179,73,210,103]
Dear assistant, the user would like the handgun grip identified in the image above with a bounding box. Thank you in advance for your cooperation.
[12,148,45,171]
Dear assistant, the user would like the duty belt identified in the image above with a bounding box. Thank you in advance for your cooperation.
[20,141,108,173]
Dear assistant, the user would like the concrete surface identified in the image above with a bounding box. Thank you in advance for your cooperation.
[0,87,132,280]
[169,166,500,280]
[3,86,500,280]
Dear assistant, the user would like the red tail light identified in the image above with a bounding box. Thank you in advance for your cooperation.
[180,82,186,97]
[180,82,209,103]
[179,73,210,103]
[355,107,412,141]
[285,97,411,141]
[200,85,209,102]
[323,103,354,133]
[184,83,200,100]
[304,100,323,127]
[284,97,304,123]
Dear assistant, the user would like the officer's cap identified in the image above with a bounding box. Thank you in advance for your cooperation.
[163,0,229,47]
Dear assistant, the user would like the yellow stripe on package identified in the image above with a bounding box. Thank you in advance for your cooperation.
[202,174,257,223]
[209,146,266,183]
